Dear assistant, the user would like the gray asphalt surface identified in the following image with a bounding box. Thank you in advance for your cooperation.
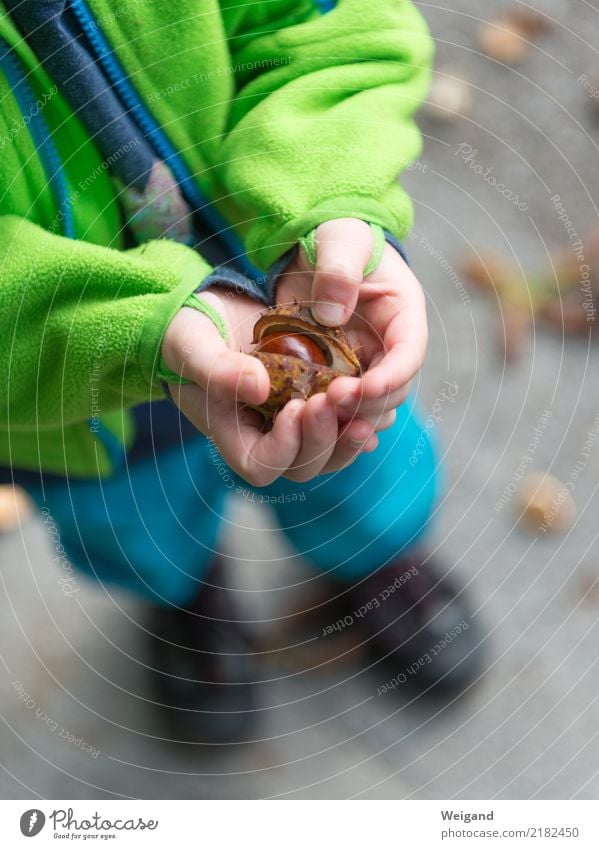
[1,0,598,799]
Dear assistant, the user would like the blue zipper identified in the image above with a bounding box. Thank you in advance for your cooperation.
[69,0,262,280]
[0,37,76,239]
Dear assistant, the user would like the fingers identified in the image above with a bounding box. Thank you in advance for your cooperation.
[220,395,385,485]
[360,334,425,402]
[359,249,429,395]
[218,399,306,488]
[327,245,427,414]
[174,381,380,486]
[165,306,270,406]
[367,409,397,433]
[170,381,306,487]
[329,375,409,421]
[308,218,374,326]
[319,419,379,475]
[284,394,339,482]
[198,349,270,406]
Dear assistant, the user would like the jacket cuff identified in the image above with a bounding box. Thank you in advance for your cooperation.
[158,264,279,397]
[262,227,410,301]
[197,265,273,304]
[383,230,410,266]
[138,248,213,390]
[249,195,414,269]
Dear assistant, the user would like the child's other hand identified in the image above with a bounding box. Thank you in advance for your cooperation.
[276,218,428,429]
[161,289,378,487]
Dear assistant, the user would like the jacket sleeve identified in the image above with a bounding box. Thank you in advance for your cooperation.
[0,216,211,429]
[215,0,434,270]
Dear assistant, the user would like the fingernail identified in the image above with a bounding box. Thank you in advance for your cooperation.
[349,425,373,448]
[314,303,345,326]
[287,400,304,423]
[361,438,378,453]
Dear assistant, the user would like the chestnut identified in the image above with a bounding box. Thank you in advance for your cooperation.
[256,331,327,366]
[250,303,361,420]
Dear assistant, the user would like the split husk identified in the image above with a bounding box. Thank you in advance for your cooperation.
[250,303,361,420]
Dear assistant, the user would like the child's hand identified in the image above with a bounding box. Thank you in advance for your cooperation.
[276,218,428,429]
[161,288,378,487]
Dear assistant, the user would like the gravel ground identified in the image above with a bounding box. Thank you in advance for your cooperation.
[1,0,598,799]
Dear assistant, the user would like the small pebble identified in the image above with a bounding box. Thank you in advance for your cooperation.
[516,472,576,535]
[478,10,549,65]
[424,74,472,122]
[478,22,529,64]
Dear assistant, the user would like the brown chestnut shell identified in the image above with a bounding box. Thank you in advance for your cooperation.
[250,303,361,420]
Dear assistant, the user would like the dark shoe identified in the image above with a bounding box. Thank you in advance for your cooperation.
[348,554,484,694]
[148,572,256,744]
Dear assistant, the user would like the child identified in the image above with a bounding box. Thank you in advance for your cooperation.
[0,0,481,743]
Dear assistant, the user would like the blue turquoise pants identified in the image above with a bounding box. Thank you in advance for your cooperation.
[27,400,439,606]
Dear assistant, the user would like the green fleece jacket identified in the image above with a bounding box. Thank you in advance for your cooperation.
[0,0,433,478]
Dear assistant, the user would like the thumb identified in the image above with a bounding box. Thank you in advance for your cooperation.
[309,218,374,326]
[162,306,270,406]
